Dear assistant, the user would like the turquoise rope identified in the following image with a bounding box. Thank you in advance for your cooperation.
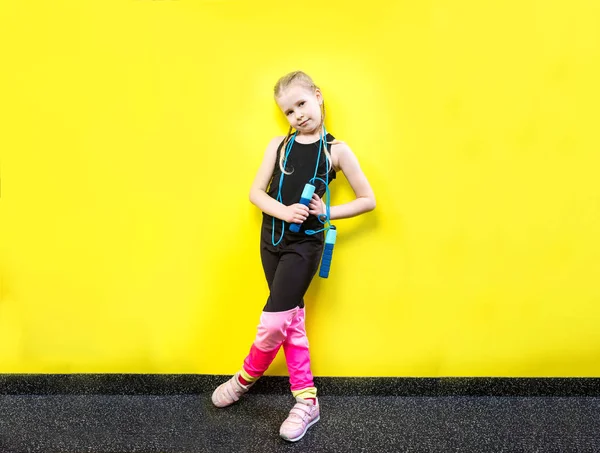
[272,126,333,244]
[272,132,297,246]
[306,128,333,236]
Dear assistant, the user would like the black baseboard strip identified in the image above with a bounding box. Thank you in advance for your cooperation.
[1,374,599,396]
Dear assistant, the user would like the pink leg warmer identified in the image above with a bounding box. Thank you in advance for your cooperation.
[282,308,315,392]
[242,307,299,378]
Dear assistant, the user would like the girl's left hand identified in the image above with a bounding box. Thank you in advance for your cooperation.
[308,193,326,216]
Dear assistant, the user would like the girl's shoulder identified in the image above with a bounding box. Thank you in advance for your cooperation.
[329,137,349,173]
[269,135,286,146]
[263,135,287,158]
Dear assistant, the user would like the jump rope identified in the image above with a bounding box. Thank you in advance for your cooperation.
[271,125,337,278]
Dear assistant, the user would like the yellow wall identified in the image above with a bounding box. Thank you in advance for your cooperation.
[1,0,599,376]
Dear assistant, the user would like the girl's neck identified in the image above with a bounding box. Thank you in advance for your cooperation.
[294,128,324,144]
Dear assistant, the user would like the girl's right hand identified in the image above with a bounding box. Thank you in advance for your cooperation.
[283,203,310,224]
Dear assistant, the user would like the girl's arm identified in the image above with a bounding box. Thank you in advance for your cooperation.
[249,136,310,224]
[324,142,376,221]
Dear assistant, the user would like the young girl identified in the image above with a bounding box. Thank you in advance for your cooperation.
[212,70,376,442]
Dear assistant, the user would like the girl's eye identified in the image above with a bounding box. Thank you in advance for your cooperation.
[299,102,305,107]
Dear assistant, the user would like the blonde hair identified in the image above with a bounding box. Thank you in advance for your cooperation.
[274,71,333,175]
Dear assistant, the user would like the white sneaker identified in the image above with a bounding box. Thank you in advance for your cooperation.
[279,397,320,442]
[211,373,252,408]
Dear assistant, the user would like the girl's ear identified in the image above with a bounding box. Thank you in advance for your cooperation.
[315,88,323,105]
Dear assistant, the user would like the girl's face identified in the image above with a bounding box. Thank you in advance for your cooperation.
[275,84,323,134]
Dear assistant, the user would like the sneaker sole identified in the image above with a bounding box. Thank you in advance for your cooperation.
[280,415,320,442]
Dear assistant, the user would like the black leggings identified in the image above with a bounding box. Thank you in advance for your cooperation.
[260,222,324,313]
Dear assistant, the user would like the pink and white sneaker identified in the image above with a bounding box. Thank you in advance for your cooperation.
[279,397,320,442]
[211,373,252,408]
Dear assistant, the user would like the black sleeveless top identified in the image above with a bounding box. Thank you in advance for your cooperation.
[262,133,337,235]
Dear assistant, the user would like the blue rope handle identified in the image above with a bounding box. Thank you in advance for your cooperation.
[304,177,331,235]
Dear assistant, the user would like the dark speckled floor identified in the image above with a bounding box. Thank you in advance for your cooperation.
[1,393,599,452]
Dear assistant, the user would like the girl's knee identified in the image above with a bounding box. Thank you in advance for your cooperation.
[255,308,298,350]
